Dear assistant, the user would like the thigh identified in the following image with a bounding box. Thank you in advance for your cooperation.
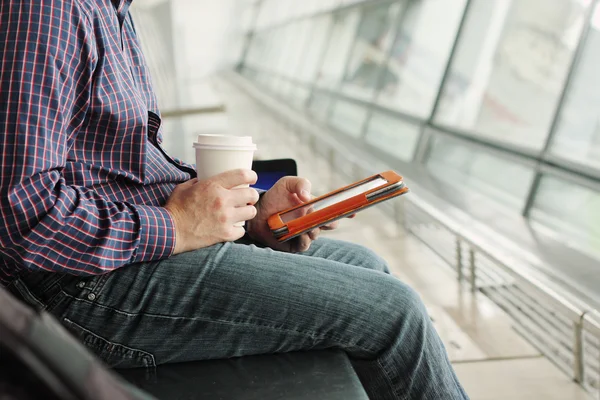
[298,237,390,274]
[56,238,411,367]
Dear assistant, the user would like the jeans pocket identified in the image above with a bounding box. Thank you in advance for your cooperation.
[9,279,45,309]
[62,318,156,369]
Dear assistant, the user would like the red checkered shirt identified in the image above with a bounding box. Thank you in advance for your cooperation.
[0,0,194,284]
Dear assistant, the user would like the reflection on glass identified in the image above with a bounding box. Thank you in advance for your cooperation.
[550,2,600,170]
[276,20,314,82]
[530,175,600,259]
[375,0,467,118]
[289,85,311,108]
[313,10,361,90]
[365,112,421,161]
[246,30,282,72]
[295,16,333,84]
[426,134,535,210]
[329,100,369,138]
[339,2,402,100]
[434,0,589,150]
[308,90,334,121]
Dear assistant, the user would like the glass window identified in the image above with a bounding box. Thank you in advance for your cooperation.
[337,2,403,101]
[313,9,362,90]
[307,89,335,121]
[374,0,467,118]
[246,31,281,71]
[288,84,311,108]
[271,25,295,76]
[364,112,422,161]
[255,0,280,30]
[276,20,314,81]
[549,2,600,171]
[329,100,369,138]
[426,133,536,210]
[295,16,334,84]
[316,0,343,14]
[244,32,264,68]
[434,0,589,151]
[529,175,600,259]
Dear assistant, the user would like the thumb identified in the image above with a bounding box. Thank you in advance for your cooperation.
[284,177,312,202]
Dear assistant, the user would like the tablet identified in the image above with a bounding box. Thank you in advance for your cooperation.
[267,171,409,242]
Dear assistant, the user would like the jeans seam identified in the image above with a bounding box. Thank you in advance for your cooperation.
[63,317,157,368]
[13,280,45,308]
[60,290,379,355]
[377,358,405,400]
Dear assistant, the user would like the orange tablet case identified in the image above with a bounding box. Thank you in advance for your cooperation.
[268,171,409,242]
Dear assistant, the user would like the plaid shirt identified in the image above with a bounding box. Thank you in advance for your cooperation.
[0,0,194,285]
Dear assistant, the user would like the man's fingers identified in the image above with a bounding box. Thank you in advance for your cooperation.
[308,229,320,241]
[231,187,260,207]
[228,226,247,241]
[293,234,311,253]
[321,220,340,230]
[178,178,198,187]
[213,169,258,189]
[282,177,312,202]
[233,205,257,224]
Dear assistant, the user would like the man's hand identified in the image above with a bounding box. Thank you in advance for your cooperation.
[246,177,339,253]
[164,169,259,255]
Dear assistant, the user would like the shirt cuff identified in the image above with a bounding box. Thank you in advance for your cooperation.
[131,205,176,263]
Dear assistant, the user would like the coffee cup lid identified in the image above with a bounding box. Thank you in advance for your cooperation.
[194,134,254,147]
[193,143,257,151]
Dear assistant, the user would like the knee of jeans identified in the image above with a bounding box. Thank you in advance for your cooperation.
[360,279,430,354]
[354,245,390,274]
[389,281,430,327]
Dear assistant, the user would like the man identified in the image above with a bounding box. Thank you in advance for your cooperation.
[0,1,468,399]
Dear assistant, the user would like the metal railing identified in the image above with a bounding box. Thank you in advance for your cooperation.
[227,71,600,398]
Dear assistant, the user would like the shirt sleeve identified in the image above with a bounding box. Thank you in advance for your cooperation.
[0,2,175,276]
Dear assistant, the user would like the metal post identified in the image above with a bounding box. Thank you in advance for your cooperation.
[328,147,336,188]
[573,315,584,384]
[304,14,337,110]
[597,352,600,400]
[395,198,406,230]
[238,0,265,71]
[469,248,476,292]
[412,0,474,163]
[456,237,463,282]
[522,0,599,217]
[324,4,369,123]
[310,134,317,154]
[358,0,414,140]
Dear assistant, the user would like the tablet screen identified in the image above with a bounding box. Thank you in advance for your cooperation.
[280,177,388,223]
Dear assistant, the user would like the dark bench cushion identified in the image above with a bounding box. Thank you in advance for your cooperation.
[118,350,368,400]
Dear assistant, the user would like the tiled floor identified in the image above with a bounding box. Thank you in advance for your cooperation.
[161,78,592,400]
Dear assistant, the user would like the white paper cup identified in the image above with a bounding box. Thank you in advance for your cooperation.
[193,134,257,227]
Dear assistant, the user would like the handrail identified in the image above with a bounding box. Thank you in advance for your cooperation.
[406,191,588,318]
[584,310,600,335]
[161,105,226,119]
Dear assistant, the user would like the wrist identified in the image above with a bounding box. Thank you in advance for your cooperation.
[164,205,185,255]
[245,215,260,241]
[246,191,266,239]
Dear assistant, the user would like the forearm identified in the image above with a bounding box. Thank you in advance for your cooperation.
[0,175,175,276]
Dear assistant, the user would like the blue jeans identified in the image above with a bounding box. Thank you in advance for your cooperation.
[9,237,468,399]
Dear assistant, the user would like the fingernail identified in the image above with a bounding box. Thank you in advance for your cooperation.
[301,190,310,197]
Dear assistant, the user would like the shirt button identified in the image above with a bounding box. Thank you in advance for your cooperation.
[87,293,96,301]
[77,282,85,289]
